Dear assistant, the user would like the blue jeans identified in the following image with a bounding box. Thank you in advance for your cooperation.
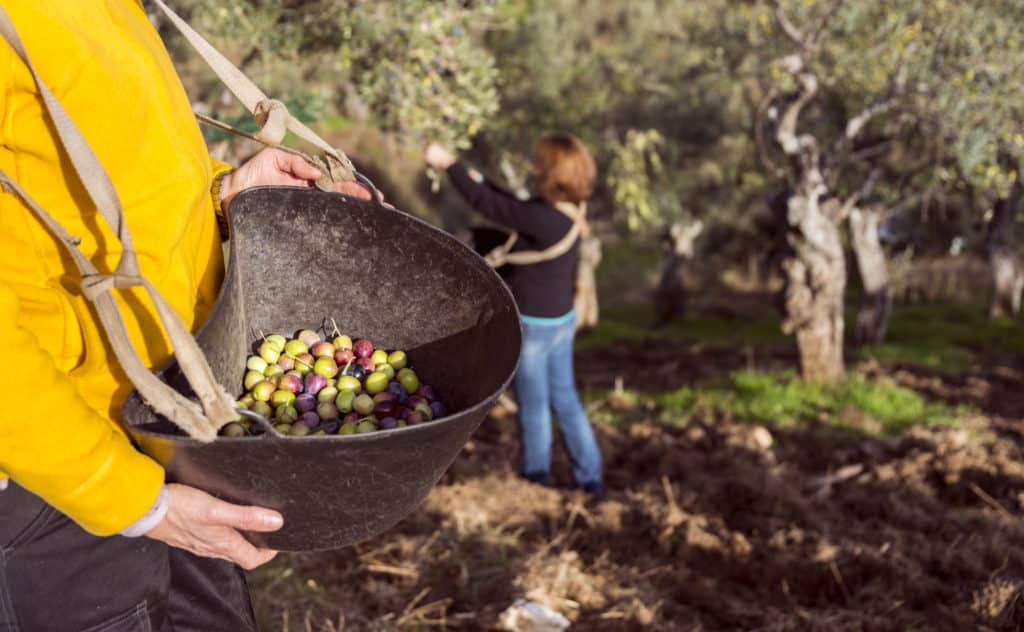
[513,311,603,492]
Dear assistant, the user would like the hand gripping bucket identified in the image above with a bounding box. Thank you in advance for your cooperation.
[122,187,522,551]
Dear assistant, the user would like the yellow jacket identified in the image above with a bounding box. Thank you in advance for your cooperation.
[0,1,230,535]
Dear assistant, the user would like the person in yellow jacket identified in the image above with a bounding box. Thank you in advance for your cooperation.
[0,2,369,629]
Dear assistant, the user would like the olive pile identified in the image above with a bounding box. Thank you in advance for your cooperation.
[222,327,447,437]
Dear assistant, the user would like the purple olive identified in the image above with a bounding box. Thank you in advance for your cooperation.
[304,373,327,395]
[297,412,321,428]
[378,416,398,430]
[317,418,342,434]
[397,406,413,421]
[373,401,396,420]
[417,384,438,402]
[429,401,447,419]
[373,392,395,404]
[387,381,408,403]
[406,395,427,407]
[343,411,361,424]
[295,393,317,413]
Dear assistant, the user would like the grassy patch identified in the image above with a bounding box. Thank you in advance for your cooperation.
[854,343,976,373]
[596,370,967,436]
[584,299,1022,374]
[853,302,1024,372]
[577,302,787,351]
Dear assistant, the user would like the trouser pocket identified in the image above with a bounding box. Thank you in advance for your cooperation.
[80,602,151,632]
[0,485,60,632]
[0,483,255,631]
[0,483,168,632]
[0,548,18,632]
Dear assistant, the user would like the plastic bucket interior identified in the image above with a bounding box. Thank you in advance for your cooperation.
[122,186,521,551]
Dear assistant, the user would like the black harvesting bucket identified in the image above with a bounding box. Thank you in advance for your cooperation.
[122,186,521,551]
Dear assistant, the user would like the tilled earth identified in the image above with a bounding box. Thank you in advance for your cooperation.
[251,341,1024,631]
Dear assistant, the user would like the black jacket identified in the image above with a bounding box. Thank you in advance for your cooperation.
[447,163,579,318]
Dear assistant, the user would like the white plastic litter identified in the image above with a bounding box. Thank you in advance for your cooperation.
[499,599,570,632]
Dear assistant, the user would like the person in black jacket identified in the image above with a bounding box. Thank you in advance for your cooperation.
[425,134,603,495]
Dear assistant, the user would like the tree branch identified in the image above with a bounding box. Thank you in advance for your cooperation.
[773,1,807,49]
[774,0,845,54]
[831,43,917,164]
[807,0,846,49]
[836,167,882,221]
[775,58,818,157]
[754,87,788,180]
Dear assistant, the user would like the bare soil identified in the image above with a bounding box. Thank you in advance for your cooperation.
[252,342,1024,632]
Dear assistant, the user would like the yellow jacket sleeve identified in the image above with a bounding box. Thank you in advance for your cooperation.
[0,283,165,536]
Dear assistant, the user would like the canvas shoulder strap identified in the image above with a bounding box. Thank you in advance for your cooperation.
[151,0,386,196]
[0,4,237,441]
[484,201,590,268]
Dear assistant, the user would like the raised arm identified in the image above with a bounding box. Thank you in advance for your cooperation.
[426,142,543,236]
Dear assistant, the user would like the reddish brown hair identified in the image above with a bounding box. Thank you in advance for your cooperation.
[532,133,597,204]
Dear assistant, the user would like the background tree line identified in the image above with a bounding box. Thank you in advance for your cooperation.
[162,0,1024,383]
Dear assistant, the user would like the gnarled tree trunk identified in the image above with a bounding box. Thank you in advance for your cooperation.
[849,206,892,344]
[988,180,1023,319]
[772,53,846,383]
[766,2,911,382]
[781,195,846,384]
[653,220,703,327]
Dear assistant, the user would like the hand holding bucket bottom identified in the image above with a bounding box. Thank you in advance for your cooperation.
[219,147,372,210]
[145,483,283,570]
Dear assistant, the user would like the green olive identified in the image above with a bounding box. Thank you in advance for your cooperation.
[221,422,247,437]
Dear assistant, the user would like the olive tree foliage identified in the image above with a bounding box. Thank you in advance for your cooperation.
[913,1,1024,318]
[159,1,1023,268]
[164,1,506,155]
[921,1,1024,201]
[606,129,669,232]
[735,0,1024,375]
[467,0,770,243]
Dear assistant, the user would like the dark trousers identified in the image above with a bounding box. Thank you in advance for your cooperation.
[0,483,259,631]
